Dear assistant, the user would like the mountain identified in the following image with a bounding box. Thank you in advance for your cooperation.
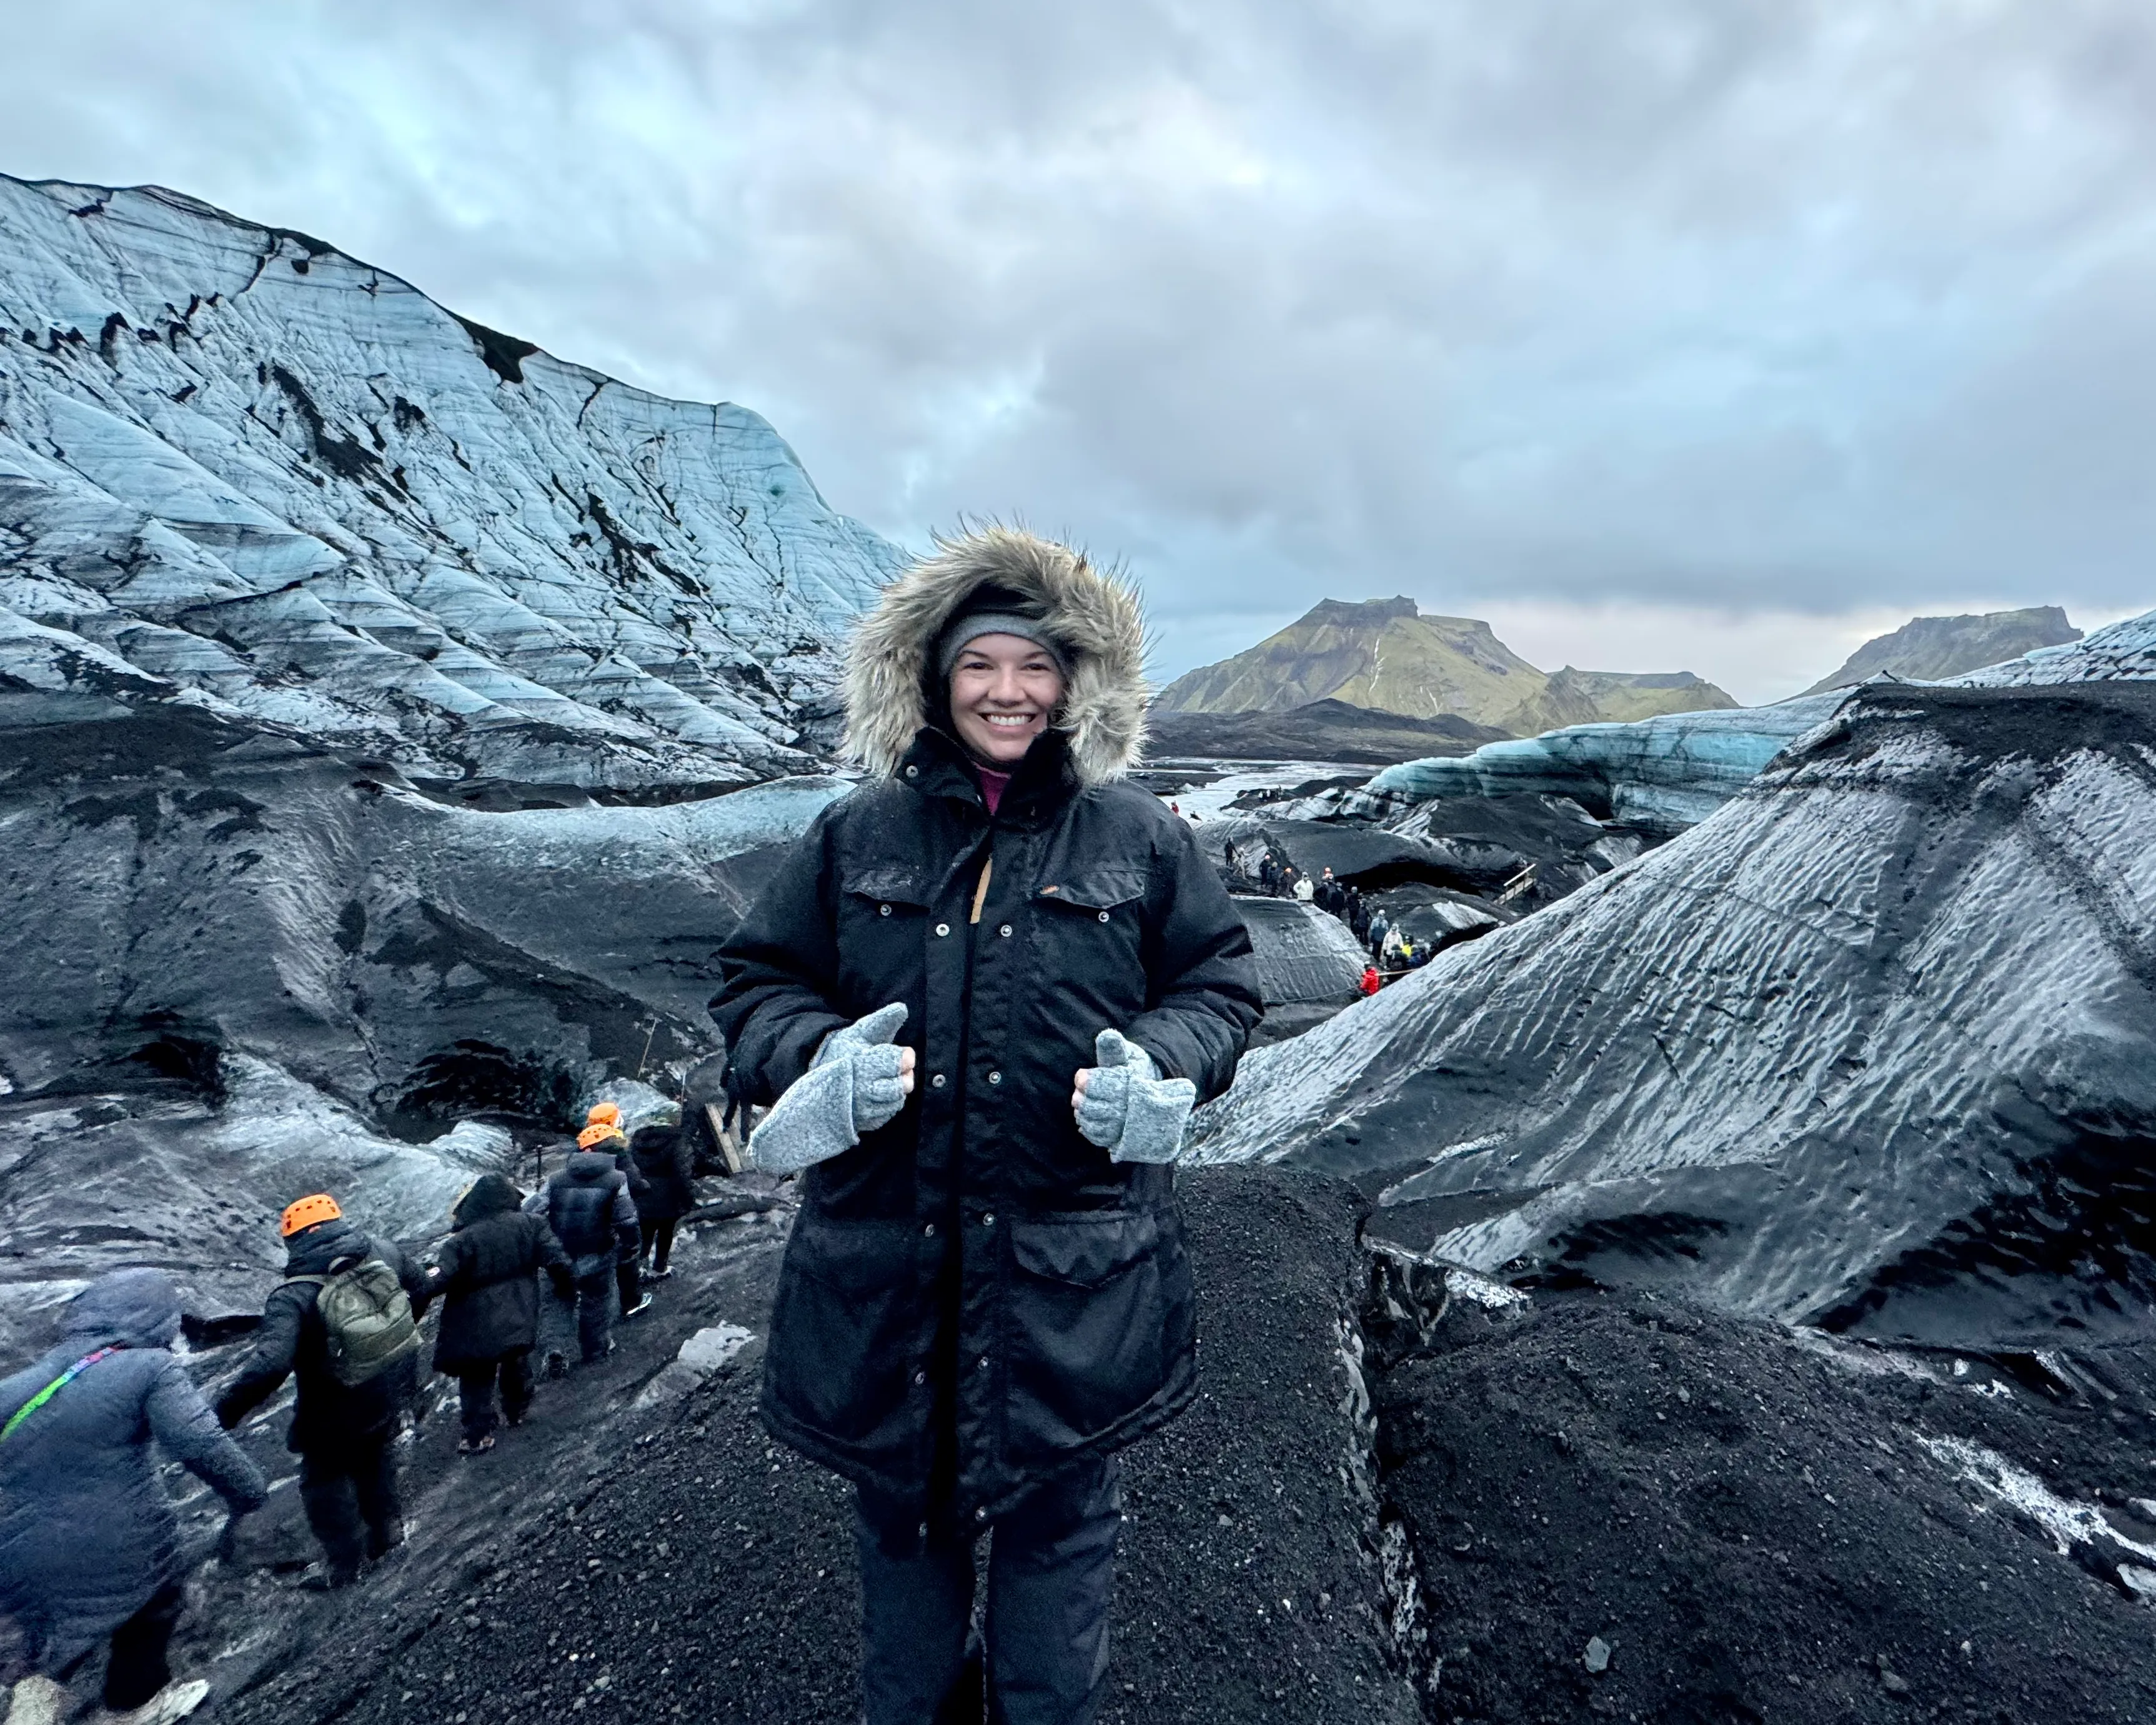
[0,174,906,799]
[1798,605,2081,696]
[1153,596,1736,735]
[1145,696,1504,763]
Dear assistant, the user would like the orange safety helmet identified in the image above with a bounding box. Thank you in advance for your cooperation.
[280,1193,342,1237]
[586,1102,622,1127]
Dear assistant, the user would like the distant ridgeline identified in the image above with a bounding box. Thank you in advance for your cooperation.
[1799,605,2082,696]
[1152,596,1737,738]
[0,173,906,802]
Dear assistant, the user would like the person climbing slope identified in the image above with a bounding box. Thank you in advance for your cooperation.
[713,526,1263,1725]
[214,1195,426,1591]
[537,1143,642,1368]
[578,1104,652,1320]
[630,1123,698,1283]
[1,1270,267,1725]
[421,1174,575,1456]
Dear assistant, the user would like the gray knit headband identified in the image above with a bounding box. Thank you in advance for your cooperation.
[935,612,1070,681]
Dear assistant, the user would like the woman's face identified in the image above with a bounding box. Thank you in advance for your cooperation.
[948,633,1066,767]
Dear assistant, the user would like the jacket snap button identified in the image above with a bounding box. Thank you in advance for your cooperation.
[987,1070,1001,1085]
[998,924,1012,937]
[923,1222,936,1236]
[879,904,892,917]
[918,1521,928,1539]
[975,1507,988,1521]
[905,765,918,778]
[913,1370,927,1386]
[931,1073,946,1088]
[1098,910,1110,923]
[976,1356,990,1371]
[981,1213,995,1227]
[935,923,951,937]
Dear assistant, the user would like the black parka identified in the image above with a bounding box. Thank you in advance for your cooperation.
[544,1154,641,1261]
[630,1125,698,1225]
[713,723,1261,1524]
[428,1175,573,1372]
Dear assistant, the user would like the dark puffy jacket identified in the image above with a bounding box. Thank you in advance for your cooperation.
[713,537,1261,1528]
[630,1125,698,1225]
[0,1270,266,1674]
[427,1175,574,1373]
[214,1218,427,1452]
[544,1155,641,1260]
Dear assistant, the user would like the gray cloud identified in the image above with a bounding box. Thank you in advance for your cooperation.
[3,0,2152,692]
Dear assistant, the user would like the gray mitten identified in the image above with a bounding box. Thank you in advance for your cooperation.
[1074,1028,1197,1165]
[750,1003,912,1176]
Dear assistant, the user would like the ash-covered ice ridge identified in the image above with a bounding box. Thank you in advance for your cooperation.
[1194,674,2156,1346]
[0,173,905,795]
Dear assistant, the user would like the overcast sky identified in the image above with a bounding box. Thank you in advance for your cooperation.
[4,0,2152,700]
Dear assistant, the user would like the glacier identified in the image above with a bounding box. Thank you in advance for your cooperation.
[1368,606,2156,835]
[0,173,906,795]
[1192,677,2156,1345]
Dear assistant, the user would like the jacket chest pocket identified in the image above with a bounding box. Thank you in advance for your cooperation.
[1028,868,1149,977]
[838,865,933,993]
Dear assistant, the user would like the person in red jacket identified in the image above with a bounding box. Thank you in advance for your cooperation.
[1359,964,1381,997]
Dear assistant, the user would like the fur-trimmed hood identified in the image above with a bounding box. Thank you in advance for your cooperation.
[842,527,1149,787]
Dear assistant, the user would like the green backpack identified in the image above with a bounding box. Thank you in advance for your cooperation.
[287,1258,419,1387]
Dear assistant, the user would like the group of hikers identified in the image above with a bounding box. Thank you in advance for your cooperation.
[11,525,1275,1725]
[1242,849,1437,980]
[0,1101,715,1725]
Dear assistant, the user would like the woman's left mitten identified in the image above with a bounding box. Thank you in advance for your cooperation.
[1075,1028,1196,1165]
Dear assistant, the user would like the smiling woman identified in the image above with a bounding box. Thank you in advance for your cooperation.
[943,627,1068,766]
[712,525,1263,1723]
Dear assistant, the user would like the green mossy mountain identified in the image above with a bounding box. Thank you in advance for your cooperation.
[1153,597,1736,737]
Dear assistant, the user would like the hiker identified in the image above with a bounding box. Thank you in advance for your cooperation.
[1291,868,1314,903]
[1256,850,1278,893]
[1316,867,1339,914]
[422,1174,575,1456]
[214,1195,426,1589]
[1366,908,1391,957]
[1,1270,266,1725]
[630,1123,698,1283]
[1360,963,1381,997]
[578,1105,652,1321]
[713,527,1262,1725]
[537,1143,642,1368]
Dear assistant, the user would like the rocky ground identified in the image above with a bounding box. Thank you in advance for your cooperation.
[69,1164,2155,1725]
[1367,1266,2156,1725]
[180,1166,1419,1725]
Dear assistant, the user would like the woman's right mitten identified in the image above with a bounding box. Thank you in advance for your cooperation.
[750,1003,911,1175]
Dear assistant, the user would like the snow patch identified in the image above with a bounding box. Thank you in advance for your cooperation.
[1918,1436,2156,1563]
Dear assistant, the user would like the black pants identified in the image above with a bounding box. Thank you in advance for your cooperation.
[456,1350,534,1442]
[615,1253,643,1316]
[299,1433,402,1581]
[548,1260,617,1363]
[642,1218,679,1275]
[49,1581,184,1711]
[855,1458,1120,1725]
